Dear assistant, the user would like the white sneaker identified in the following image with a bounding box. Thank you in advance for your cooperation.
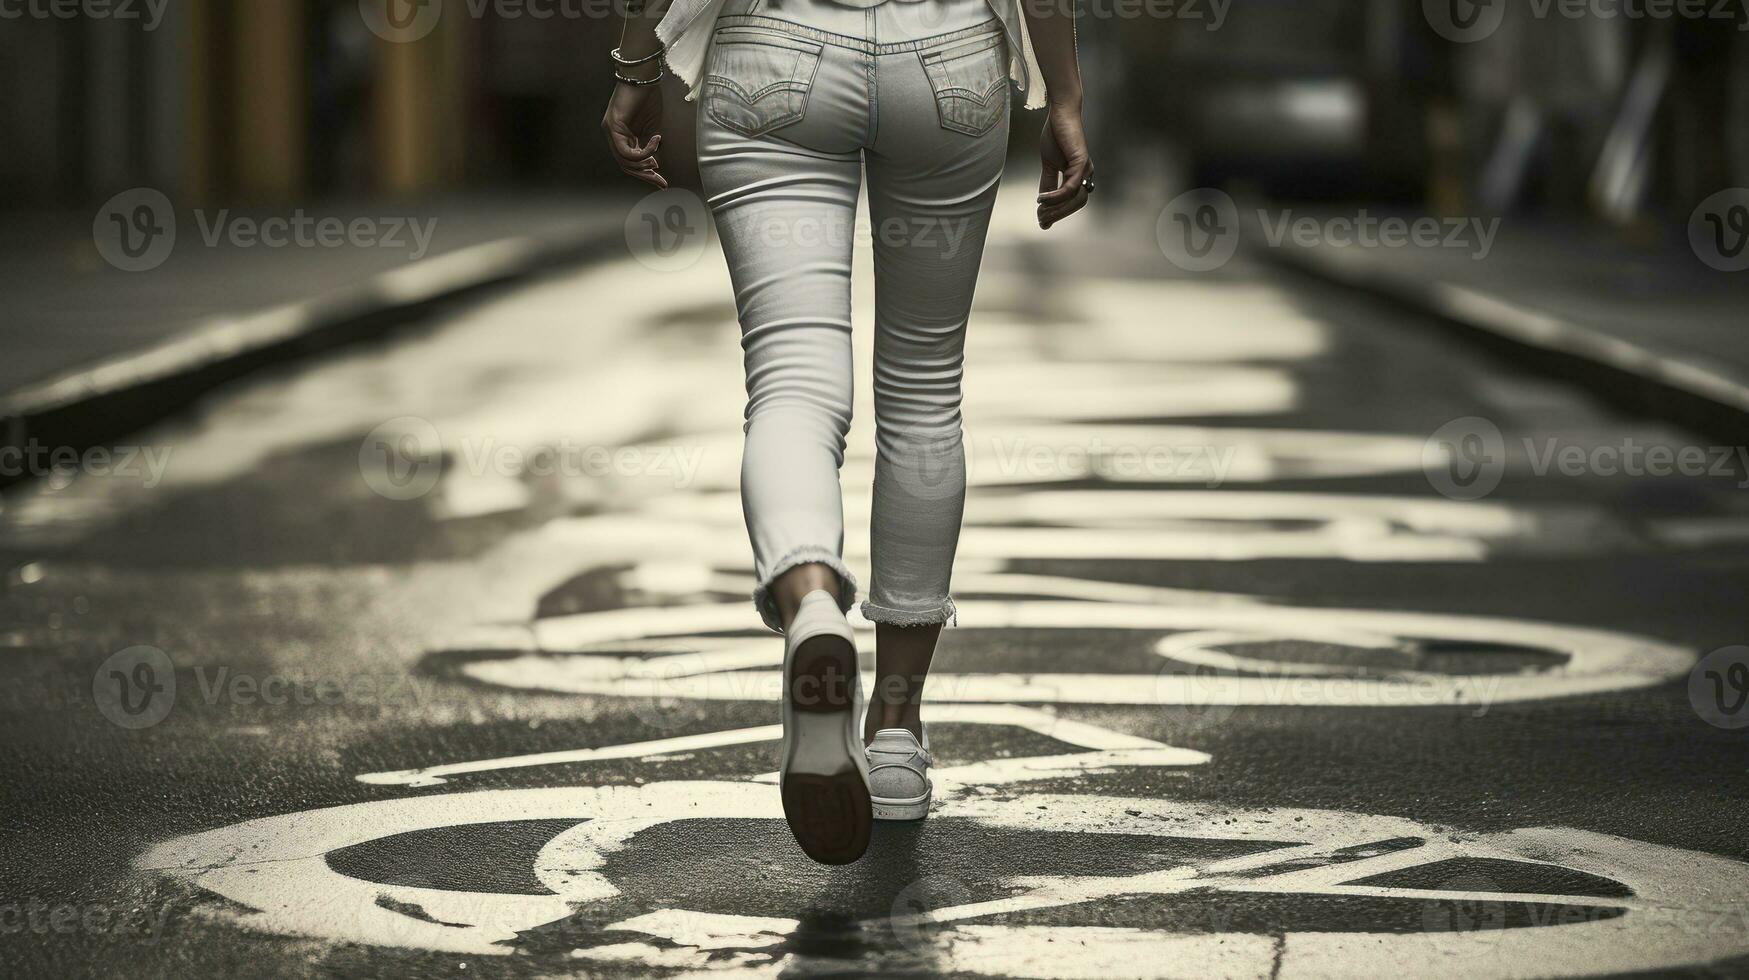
[778,591,871,864]
[867,725,932,821]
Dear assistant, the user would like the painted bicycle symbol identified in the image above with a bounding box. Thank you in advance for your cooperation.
[137,704,1749,976]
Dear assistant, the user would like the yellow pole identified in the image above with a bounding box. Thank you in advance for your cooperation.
[233,0,306,200]
[181,0,217,205]
[373,11,466,195]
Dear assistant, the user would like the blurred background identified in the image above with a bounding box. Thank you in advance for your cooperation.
[3,0,1745,213]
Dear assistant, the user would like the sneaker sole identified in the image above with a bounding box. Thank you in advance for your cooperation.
[781,634,870,865]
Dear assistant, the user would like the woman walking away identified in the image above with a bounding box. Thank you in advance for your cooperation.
[604,0,1094,864]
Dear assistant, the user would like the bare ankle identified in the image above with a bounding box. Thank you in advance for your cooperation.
[773,563,840,628]
[866,707,922,741]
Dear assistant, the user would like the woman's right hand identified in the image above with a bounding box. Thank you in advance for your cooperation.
[602,81,667,189]
[1036,99,1093,230]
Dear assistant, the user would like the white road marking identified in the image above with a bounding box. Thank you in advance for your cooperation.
[137,782,1749,976]
[605,909,795,951]
[357,703,1200,787]
[440,600,1691,708]
[539,481,1658,580]
[356,726,781,787]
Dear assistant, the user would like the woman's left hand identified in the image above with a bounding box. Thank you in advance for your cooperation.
[1037,99,1093,230]
[603,81,668,189]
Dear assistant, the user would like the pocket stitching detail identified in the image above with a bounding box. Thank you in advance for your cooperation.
[704,39,823,139]
[920,40,1008,137]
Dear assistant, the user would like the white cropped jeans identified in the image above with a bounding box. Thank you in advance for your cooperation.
[697,0,1011,631]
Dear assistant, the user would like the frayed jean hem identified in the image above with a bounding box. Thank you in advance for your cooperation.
[752,548,858,633]
[859,598,957,628]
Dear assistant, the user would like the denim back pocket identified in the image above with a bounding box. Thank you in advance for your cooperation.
[919,32,1009,137]
[705,28,825,139]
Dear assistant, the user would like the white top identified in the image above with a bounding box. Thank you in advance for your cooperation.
[656,0,1047,110]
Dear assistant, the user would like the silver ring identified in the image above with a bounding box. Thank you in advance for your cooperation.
[1082,177,1097,195]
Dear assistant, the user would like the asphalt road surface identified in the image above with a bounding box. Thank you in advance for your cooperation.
[4,194,1749,979]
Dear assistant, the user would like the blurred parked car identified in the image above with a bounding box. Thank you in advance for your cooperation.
[1124,0,1431,200]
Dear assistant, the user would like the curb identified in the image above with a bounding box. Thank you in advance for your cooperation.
[1267,246,1749,450]
[0,228,623,491]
